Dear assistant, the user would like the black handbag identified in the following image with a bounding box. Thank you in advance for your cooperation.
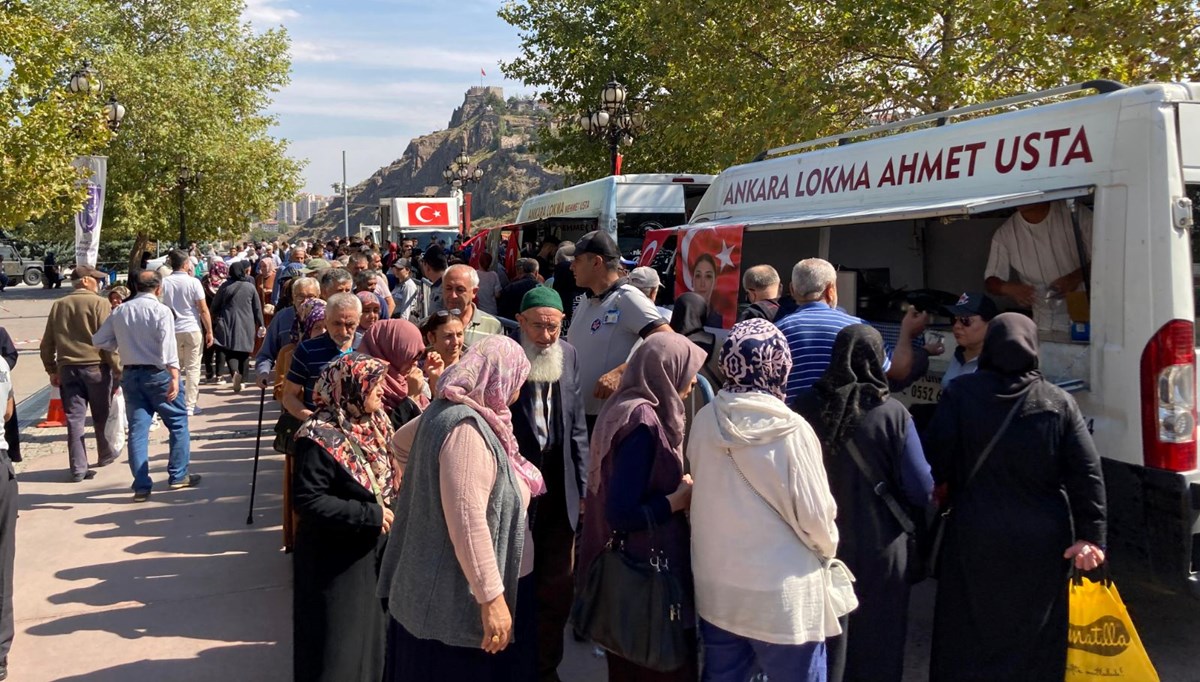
[927,393,1027,577]
[273,411,304,455]
[843,440,927,584]
[570,510,689,672]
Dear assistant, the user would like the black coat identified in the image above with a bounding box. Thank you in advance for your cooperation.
[924,373,1106,682]
[292,437,387,682]
[211,279,264,353]
[509,340,589,531]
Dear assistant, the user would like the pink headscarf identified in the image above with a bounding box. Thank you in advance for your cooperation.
[439,334,544,496]
[587,333,707,494]
[359,319,425,411]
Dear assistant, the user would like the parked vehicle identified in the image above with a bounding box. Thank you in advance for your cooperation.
[0,242,54,287]
[652,81,1200,594]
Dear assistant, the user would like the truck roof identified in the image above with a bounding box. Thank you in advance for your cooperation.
[516,173,715,223]
[690,81,1200,229]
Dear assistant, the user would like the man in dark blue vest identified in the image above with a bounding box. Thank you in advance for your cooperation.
[510,286,589,682]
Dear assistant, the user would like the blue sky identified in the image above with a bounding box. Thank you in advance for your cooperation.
[244,0,533,194]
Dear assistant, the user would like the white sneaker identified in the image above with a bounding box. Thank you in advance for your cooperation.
[215,377,227,385]
[232,372,243,393]
[186,406,202,416]
[150,414,162,431]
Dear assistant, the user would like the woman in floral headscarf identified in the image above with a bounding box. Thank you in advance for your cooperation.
[378,335,541,680]
[292,352,396,682]
[690,319,842,682]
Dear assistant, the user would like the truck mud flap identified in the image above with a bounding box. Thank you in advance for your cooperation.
[1102,459,1200,596]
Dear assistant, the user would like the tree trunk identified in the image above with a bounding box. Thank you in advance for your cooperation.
[127,231,150,289]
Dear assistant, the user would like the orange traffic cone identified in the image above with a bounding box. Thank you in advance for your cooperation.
[37,386,67,428]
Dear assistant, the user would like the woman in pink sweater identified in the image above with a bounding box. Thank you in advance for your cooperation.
[380,335,543,680]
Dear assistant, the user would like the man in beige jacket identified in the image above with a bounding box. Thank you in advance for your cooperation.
[40,266,121,482]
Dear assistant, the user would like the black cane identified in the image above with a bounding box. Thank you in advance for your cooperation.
[246,386,267,525]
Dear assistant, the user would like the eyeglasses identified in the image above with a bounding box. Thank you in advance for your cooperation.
[528,323,561,333]
[953,316,979,327]
[435,308,463,317]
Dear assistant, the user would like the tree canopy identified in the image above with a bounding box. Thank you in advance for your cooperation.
[4,0,302,247]
[500,0,1200,180]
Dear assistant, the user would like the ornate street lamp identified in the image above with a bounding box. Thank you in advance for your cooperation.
[580,77,645,175]
[69,61,102,96]
[443,149,484,235]
[103,96,126,131]
[177,166,203,248]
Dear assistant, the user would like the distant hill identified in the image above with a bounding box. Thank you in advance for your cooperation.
[297,87,563,240]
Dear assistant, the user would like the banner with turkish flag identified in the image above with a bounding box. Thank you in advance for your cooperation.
[674,224,744,329]
[392,198,459,228]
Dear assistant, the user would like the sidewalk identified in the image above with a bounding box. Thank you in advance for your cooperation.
[11,381,291,681]
[10,376,607,681]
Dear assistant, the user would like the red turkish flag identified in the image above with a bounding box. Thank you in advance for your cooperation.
[407,202,451,226]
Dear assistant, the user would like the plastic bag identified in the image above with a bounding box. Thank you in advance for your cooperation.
[104,388,127,457]
[1066,574,1159,682]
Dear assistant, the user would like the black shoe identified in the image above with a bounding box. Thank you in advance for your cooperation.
[169,474,202,490]
[132,490,151,503]
[1,658,8,680]
[96,456,118,468]
[71,470,97,483]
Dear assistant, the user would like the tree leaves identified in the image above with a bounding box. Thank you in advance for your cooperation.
[6,0,302,245]
[500,0,1200,181]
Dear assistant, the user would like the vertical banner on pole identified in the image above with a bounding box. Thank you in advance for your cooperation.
[72,156,107,268]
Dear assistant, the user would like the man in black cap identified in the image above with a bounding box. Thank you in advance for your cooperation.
[566,230,670,433]
[939,291,999,388]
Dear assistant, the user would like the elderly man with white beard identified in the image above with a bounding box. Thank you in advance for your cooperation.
[509,286,589,682]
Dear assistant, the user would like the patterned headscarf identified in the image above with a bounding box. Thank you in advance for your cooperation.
[358,319,425,411]
[206,258,228,289]
[357,291,381,313]
[297,298,326,339]
[439,335,544,496]
[295,353,398,505]
[720,319,793,401]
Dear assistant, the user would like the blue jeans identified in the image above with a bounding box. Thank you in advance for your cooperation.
[700,619,827,682]
[121,366,190,493]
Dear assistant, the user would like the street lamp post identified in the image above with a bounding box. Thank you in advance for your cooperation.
[579,77,645,175]
[442,149,484,236]
[177,166,202,249]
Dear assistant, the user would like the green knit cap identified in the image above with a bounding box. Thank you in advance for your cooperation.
[520,285,563,313]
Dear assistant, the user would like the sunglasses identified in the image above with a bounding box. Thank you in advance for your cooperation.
[953,316,979,327]
[435,308,463,317]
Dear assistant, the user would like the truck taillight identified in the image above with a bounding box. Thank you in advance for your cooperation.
[1140,320,1197,471]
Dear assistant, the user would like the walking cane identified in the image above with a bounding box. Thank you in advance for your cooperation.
[246,385,267,525]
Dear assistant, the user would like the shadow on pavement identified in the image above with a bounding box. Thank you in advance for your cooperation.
[53,643,285,682]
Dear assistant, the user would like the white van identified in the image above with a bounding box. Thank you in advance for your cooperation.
[681,81,1200,593]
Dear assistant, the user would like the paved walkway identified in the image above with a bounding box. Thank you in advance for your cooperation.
[10,371,605,681]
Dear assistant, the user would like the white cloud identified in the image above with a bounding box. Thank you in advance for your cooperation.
[269,77,465,127]
[243,0,300,25]
[288,38,512,74]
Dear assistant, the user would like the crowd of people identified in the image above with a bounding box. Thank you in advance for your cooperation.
[16,226,1108,682]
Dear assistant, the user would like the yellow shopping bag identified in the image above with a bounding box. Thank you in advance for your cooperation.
[1066,574,1159,682]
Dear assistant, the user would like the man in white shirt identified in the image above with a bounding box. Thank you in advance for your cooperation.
[984,201,1092,332]
[93,270,201,502]
[390,259,419,321]
[159,249,212,416]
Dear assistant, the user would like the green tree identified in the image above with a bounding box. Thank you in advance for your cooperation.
[0,2,111,227]
[501,0,1200,180]
[29,0,302,266]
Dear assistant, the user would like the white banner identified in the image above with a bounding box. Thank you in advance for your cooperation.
[72,156,107,268]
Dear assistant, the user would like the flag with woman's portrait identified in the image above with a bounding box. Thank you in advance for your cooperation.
[674,225,744,329]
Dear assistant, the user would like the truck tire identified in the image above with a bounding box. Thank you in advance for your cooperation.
[22,269,40,286]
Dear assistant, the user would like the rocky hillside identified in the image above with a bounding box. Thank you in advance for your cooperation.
[298,87,563,240]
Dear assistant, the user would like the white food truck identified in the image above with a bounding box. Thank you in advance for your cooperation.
[678,80,1200,593]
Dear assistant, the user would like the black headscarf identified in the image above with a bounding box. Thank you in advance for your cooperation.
[978,312,1042,397]
[227,260,251,282]
[670,292,708,337]
[812,324,890,449]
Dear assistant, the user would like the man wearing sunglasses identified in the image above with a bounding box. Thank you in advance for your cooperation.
[939,292,999,389]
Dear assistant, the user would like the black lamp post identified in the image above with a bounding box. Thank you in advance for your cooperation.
[579,78,645,175]
[177,166,202,249]
[442,149,484,235]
